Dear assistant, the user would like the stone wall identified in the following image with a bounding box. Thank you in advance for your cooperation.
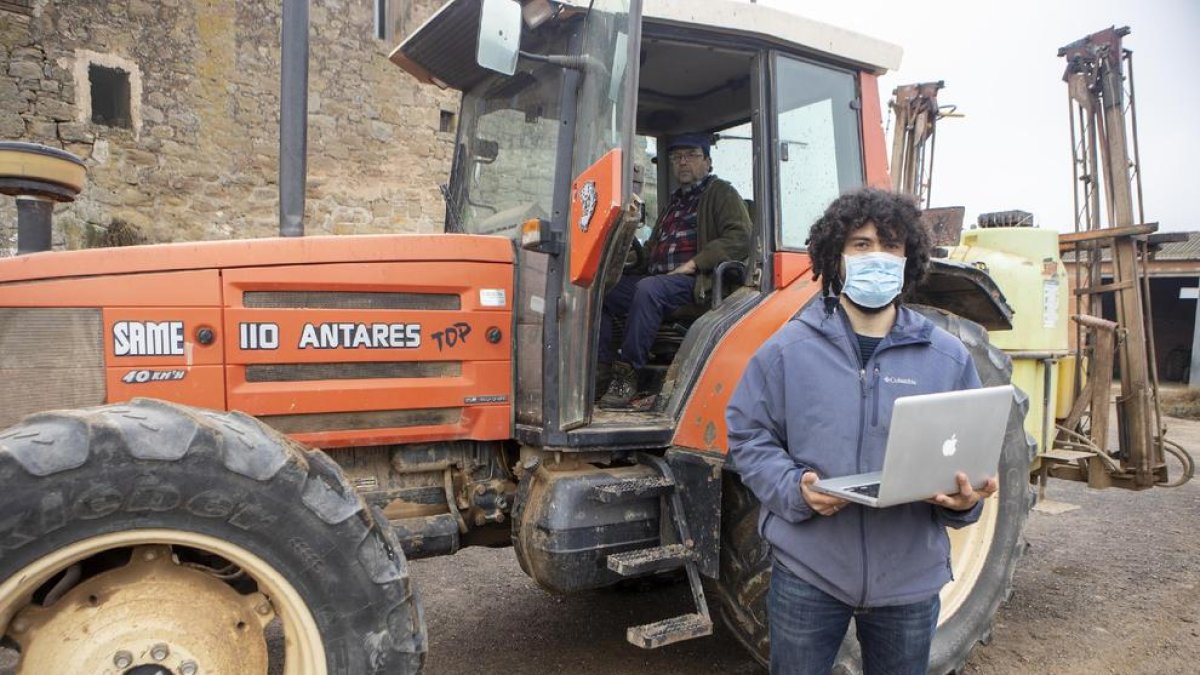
[0,0,459,253]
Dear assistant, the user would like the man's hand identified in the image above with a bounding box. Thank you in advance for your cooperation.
[927,472,998,511]
[668,259,697,275]
[800,471,849,516]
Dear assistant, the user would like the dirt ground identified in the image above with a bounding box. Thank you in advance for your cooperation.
[1,418,1195,674]
[410,415,1200,675]
[957,412,1200,675]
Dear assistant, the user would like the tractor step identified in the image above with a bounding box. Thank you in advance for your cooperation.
[611,454,713,650]
[591,475,675,503]
[607,543,695,576]
[627,612,713,649]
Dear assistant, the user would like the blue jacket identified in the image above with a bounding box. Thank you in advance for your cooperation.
[726,297,983,607]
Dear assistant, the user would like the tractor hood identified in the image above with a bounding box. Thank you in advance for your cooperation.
[0,232,517,447]
[0,234,514,284]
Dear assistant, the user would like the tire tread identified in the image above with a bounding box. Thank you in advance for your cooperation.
[0,398,426,674]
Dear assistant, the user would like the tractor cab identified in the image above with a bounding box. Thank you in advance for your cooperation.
[392,0,900,446]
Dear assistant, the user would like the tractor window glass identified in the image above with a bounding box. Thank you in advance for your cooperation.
[570,0,635,185]
[450,62,564,238]
[710,121,755,224]
[633,134,657,243]
[559,0,640,429]
[772,55,863,250]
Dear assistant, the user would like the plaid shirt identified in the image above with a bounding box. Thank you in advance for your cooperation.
[647,175,712,275]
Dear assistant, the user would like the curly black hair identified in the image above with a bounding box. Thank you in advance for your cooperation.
[806,188,931,300]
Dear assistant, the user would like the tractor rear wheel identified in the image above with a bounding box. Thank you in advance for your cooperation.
[0,398,425,674]
[715,307,1035,673]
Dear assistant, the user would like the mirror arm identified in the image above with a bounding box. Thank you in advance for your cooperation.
[518,51,601,74]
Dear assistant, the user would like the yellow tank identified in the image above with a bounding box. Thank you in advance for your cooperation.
[1056,355,1080,419]
[945,227,1070,453]
[951,227,1069,353]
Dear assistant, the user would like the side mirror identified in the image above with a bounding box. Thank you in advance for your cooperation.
[478,0,522,76]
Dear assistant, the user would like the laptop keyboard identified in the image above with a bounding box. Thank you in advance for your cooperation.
[847,483,880,498]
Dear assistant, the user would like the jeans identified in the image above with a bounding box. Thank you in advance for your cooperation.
[768,560,939,675]
[598,273,695,369]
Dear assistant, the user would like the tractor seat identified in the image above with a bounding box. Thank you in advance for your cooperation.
[649,260,746,363]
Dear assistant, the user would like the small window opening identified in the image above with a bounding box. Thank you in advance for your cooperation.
[89,64,132,128]
[439,110,456,134]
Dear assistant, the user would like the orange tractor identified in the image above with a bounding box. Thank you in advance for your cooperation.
[0,2,1187,673]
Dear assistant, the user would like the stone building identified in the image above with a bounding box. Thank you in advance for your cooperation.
[0,0,458,252]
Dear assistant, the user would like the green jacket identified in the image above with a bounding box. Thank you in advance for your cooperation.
[641,176,752,304]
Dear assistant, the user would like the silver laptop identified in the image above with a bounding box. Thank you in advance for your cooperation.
[812,385,1014,508]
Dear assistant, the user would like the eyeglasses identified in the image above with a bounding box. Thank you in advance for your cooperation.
[667,150,705,162]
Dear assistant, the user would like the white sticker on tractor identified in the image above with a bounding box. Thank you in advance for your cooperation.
[297,322,421,349]
[578,181,597,232]
[121,369,187,384]
[113,321,185,356]
[480,288,507,307]
[1043,279,1060,328]
[240,322,280,350]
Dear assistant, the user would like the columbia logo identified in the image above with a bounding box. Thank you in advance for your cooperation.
[884,376,917,385]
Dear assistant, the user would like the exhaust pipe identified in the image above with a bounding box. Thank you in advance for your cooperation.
[279,0,310,237]
[16,198,54,254]
[0,141,86,254]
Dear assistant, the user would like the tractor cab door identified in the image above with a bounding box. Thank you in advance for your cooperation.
[392,0,644,442]
[554,0,643,431]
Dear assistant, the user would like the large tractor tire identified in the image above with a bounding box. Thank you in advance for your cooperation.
[715,307,1036,673]
[0,398,425,674]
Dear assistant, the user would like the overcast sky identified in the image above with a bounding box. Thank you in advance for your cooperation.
[756,0,1200,233]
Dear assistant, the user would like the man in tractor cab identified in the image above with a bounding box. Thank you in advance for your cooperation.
[726,189,999,674]
[597,133,751,409]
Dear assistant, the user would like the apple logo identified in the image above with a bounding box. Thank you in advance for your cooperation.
[941,434,958,457]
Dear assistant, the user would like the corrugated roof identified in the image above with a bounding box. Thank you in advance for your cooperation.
[1152,231,1200,261]
[1060,230,1199,263]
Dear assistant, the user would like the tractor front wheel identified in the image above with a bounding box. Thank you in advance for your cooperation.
[0,398,425,674]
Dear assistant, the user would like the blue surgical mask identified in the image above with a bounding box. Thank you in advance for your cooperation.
[841,252,906,308]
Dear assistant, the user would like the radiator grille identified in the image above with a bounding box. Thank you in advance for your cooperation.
[0,308,105,429]
[259,408,461,434]
[243,291,460,310]
[246,361,461,382]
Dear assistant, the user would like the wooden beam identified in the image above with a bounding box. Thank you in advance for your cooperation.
[1058,223,1159,250]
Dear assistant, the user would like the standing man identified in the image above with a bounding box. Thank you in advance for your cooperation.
[598,133,751,408]
[726,188,999,674]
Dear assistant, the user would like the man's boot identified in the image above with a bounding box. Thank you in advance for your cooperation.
[598,360,637,409]
[595,361,613,402]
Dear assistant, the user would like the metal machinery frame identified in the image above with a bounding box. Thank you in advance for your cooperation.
[889,80,946,209]
[1048,26,1193,490]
